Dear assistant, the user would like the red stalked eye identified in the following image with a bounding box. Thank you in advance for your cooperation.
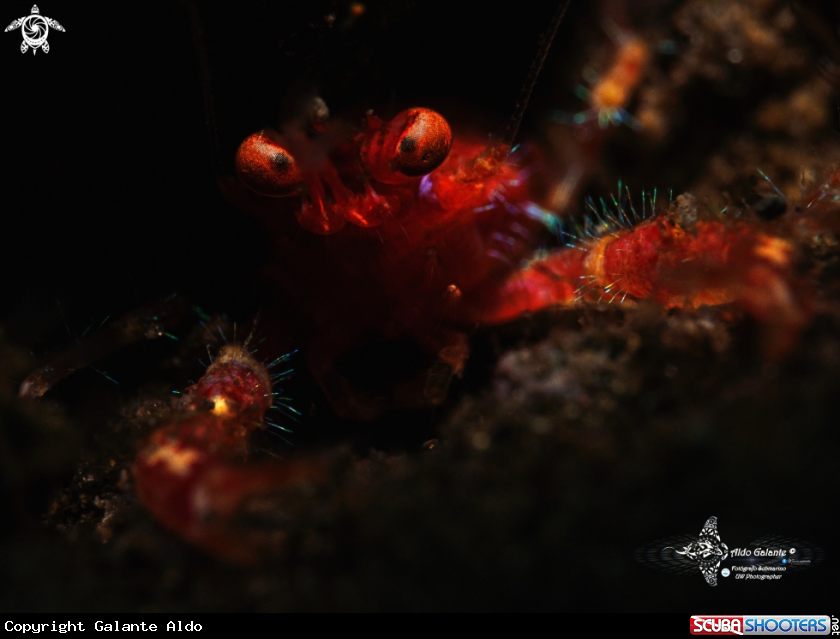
[391,108,452,176]
[235,130,302,197]
[361,108,452,184]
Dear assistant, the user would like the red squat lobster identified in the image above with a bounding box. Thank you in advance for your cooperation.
[132,102,822,561]
[39,5,826,561]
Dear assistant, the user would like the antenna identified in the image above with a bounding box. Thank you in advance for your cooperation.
[186,1,223,176]
[502,0,573,150]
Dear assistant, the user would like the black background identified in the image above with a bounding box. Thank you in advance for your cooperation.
[1,0,575,342]
[2,0,838,613]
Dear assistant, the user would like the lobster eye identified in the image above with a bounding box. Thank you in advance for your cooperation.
[391,108,452,177]
[361,108,452,184]
[235,131,302,197]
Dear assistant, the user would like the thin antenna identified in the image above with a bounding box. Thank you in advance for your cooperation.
[502,0,573,149]
[186,1,223,176]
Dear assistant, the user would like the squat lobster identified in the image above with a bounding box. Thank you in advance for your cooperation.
[17,0,832,567]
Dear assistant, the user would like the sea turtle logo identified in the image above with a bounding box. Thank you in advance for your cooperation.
[5,5,65,55]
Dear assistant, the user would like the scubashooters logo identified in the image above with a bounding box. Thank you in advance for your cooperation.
[5,5,64,54]
[689,615,832,635]
[635,515,824,587]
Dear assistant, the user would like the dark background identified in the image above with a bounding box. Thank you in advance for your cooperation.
[0,0,590,470]
[2,0,601,463]
[1,0,839,612]
[1,0,577,341]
